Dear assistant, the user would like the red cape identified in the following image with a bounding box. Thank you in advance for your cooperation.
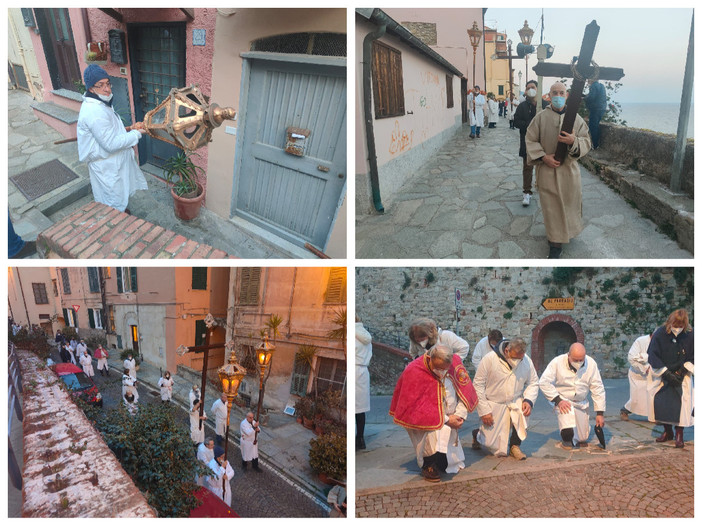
[389,354,478,430]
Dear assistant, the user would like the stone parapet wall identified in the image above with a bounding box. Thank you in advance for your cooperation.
[599,122,693,198]
[19,349,157,518]
[356,267,693,378]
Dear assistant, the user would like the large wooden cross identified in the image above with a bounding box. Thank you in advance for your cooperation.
[532,21,625,162]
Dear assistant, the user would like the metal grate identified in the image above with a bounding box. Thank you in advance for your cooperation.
[134,25,186,112]
[10,160,78,201]
[251,32,346,57]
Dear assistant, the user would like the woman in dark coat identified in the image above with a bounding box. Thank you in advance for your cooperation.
[647,309,694,448]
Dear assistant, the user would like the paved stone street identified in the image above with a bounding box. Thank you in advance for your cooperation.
[356,449,693,518]
[355,381,694,518]
[47,348,327,518]
[356,123,691,259]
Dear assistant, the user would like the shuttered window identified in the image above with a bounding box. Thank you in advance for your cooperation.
[88,267,100,293]
[62,308,76,328]
[88,308,103,329]
[192,268,208,290]
[195,320,207,346]
[290,354,311,396]
[240,267,262,305]
[32,283,49,304]
[372,40,405,119]
[324,268,346,304]
[60,268,71,294]
[446,75,454,108]
[117,267,138,293]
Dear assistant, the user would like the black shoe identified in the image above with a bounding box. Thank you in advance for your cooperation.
[469,134,475,139]
[12,240,37,259]
[252,458,262,472]
[548,245,562,259]
[471,428,481,450]
[620,408,631,420]
[356,436,366,450]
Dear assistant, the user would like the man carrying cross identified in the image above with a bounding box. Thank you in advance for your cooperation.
[525,81,591,259]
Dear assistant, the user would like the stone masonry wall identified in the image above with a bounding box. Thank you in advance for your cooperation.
[599,122,694,198]
[19,349,157,518]
[356,267,693,378]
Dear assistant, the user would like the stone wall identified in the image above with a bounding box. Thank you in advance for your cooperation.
[356,267,693,378]
[19,349,156,518]
[599,122,694,198]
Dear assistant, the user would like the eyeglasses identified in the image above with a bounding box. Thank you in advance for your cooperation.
[94,81,112,89]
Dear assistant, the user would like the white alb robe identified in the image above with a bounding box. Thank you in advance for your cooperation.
[79,353,95,377]
[95,348,109,371]
[190,408,206,444]
[206,458,235,507]
[122,373,139,402]
[473,351,540,456]
[196,443,215,486]
[471,336,493,370]
[539,354,606,444]
[405,376,467,473]
[124,358,136,378]
[355,322,373,413]
[158,376,174,401]
[624,335,651,416]
[240,418,259,461]
[468,92,486,127]
[409,328,470,361]
[211,399,228,437]
[189,388,201,411]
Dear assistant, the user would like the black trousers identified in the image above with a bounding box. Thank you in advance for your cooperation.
[423,452,448,472]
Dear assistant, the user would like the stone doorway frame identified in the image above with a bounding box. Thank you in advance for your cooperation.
[531,313,585,372]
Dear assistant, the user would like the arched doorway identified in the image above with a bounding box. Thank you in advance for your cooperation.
[531,314,585,373]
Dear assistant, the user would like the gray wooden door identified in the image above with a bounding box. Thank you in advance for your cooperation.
[234,54,346,250]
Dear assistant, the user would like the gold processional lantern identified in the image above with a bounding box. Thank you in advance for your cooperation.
[256,334,276,379]
[143,85,236,151]
[218,352,247,401]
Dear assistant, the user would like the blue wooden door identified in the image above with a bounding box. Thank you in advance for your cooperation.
[128,23,185,167]
[234,54,346,251]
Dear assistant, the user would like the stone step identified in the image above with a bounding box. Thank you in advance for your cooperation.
[580,153,694,254]
[30,101,79,125]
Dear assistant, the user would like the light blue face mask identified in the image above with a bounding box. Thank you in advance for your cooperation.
[551,96,566,109]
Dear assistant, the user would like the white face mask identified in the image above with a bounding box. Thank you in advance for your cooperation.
[526,88,537,98]
[671,327,683,336]
[507,358,522,368]
[571,360,584,370]
[419,339,428,349]
[432,368,448,378]
[97,93,113,103]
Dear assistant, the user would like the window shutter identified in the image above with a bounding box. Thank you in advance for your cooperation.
[117,267,123,293]
[446,75,454,108]
[240,267,262,305]
[195,320,207,347]
[130,267,138,292]
[88,309,95,329]
[88,268,100,293]
[62,308,68,324]
[192,268,208,290]
[60,268,71,294]
[290,355,311,396]
[372,40,405,119]
[324,268,346,303]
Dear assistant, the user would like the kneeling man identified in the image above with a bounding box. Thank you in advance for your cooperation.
[539,343,606,449]
[472,338,539,460]
[389,345,478,482]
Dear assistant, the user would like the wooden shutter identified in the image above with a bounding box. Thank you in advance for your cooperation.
[324,268,346,304]
[87,267,100,293]
[372,40,405,119]
[62,308,68,324]
[239,267,262,305]
[88,309,95,329]
[32,283,48,304]
[130,267,138,292]
[192,268,208,290]
[290,355,311,396]
[195,320,207,347]
[117,267,123,293]
[60,268,71,294]
[446,75,454,108]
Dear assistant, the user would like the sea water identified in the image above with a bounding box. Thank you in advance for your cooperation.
[617,103,694,138]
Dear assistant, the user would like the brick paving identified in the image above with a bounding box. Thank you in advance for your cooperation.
[355,449,694,518]
[36,202,236,259]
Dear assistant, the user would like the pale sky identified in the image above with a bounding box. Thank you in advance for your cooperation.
[486,8,694,103]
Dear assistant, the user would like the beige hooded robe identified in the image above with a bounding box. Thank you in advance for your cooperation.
[525,105,592,243]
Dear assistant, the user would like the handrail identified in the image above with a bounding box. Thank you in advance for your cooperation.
[8,343,23,490]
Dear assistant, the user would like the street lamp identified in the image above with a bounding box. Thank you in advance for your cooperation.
[507,39,514,98]
[254,334,276,445]
[517,20,535,82]
[217,351,246,491]
[467,21,483,88]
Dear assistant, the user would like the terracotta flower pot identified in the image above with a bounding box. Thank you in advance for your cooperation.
[303,416,314,429]
[171,182,205,221]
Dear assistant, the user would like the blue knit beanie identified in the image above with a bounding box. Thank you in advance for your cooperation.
[214,446,225,460]
[83,65,109,91]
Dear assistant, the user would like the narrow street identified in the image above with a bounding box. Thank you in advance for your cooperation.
[50,348,327,518]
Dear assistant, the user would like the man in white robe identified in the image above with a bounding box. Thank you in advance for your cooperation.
[196,438,215,486]
[122,369,139,402]
[240,412,262,472]
[539,343,606,449]
[471,329,503,370]
[206,446,235,507]
[472,338,539,460]
[95,345,109,376]
[79,351,95,378]
[123,353,137,378]
[189,385,201,411]
[356,315,373,450]
[467,85,486,138]
[621,334,652,420]
[211,393,229,446]
[190,399,207,446]
[76,340,88,357]
[408,317,469,361]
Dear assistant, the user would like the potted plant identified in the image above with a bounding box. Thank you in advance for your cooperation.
[163,150,206,221]
[295,396,315,429]
[309,432,346,484]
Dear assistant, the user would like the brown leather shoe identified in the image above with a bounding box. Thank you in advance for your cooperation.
[675,427,684,448]
[656,429,674,442]
[422,465,441,483]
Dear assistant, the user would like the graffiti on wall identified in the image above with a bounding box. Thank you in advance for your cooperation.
[388,120,414,155]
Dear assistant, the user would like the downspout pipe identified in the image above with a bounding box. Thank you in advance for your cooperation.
[362,16,387,213]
